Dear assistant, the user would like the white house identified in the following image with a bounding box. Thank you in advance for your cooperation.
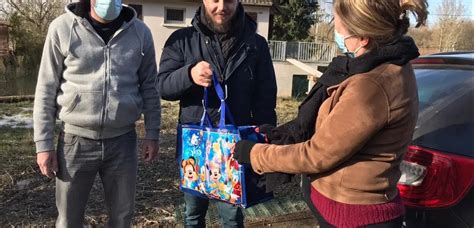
[123,0,273,62]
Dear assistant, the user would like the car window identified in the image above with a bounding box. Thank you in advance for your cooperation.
[413,67,474,158]
[416,68,473,111]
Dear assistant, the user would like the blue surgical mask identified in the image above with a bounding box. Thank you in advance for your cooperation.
[94,0,123,21]
[334,30,363,58]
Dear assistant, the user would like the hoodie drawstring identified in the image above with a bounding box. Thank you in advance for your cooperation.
[67,18,78,56]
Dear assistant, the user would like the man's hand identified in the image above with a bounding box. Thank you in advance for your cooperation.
[142,139,159,164]
[37,151,58,178]
[190,61,213,87]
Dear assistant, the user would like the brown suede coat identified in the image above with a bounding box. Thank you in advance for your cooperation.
[250,63,419,205]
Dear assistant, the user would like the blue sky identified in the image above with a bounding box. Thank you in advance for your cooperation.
[319,0,474,25]
[427,0,474,23]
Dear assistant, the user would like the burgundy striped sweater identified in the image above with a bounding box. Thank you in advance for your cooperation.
[310,186,405,227]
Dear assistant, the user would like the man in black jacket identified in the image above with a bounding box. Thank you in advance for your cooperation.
[157,0,277,226]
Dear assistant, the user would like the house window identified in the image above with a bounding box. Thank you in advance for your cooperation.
[129,4,143,20]
[165,8,186,24]
[247,12,258,22]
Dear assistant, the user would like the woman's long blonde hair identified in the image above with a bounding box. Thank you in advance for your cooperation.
[334,0,428,48]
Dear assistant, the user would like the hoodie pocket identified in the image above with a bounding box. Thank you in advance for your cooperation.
[63,93,80,114]
[60,92,102,129]
[105,92,141,128]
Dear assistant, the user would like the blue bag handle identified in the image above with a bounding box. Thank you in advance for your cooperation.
[200,71,236,128]
[200,88,214,127]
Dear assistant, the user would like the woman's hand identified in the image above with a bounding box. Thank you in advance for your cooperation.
[232,140,256,165]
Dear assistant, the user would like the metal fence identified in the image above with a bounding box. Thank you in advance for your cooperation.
[268,41,287,61]
[268,40,337,63]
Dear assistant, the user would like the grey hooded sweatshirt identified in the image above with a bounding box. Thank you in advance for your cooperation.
[33,3,161,152]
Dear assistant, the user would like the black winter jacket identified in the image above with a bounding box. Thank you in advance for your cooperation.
[157,5,277,126]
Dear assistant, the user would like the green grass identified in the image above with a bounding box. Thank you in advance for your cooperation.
[0,101,33,116]
[276,97,300,125]
[160,101,180,131]
[0,127,37,194]
[0,102,36,193]
[155,98,299,131]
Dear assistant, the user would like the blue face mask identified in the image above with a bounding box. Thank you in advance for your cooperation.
[94,0,123,21]
[334,30,363,58]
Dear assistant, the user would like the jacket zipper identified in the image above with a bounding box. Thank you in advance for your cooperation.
[99,45,110,137]
[247,65,254,80]
[204,40,249,81]
[204,38,225,79]
[224,43,248,79]
[80,19,130,137]
[80,21,107,137]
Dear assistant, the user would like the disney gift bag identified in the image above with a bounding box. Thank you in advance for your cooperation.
[178,126,208,197]
[177,73,273,208]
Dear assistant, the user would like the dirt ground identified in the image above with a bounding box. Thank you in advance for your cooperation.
[0,99,316,227]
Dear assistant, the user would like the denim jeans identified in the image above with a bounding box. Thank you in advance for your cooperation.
[184,192,244,228]
[55,130,138,228]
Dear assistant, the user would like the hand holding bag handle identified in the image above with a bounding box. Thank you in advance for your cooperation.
[200,71,236,129]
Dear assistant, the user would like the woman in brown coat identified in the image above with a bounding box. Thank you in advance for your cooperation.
[233,0,429,227]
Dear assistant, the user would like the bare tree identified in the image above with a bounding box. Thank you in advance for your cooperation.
[310,3,332,43]
[0,0,66,34]
[0,0,67,67]
[433,0,467,51]
[455,21,474,50]
[407,26,434,53]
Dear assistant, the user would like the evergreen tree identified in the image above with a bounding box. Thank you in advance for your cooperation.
[271,0,319,41]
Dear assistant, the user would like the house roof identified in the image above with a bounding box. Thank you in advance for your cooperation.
[241,0,273,6]
[176,0,273,7]
[128,0,272,7]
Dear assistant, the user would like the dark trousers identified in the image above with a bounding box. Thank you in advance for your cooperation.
[183,192,244,228]
[55,130,138,228]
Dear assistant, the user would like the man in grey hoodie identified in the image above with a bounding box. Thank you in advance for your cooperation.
[33,0,161,227]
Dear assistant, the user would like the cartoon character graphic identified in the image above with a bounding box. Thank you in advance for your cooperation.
[226,154,242,204]
[181,157,199,190]
[212,139,224,162]
[222,136,236,151]
[210,164,222,182]
[179,127,266,206]
[198,166,207,191]
[186,130,205,158]
[207,161,230,200]
[190,131,203,146]
[200,132,245,202]
[229,175,242,204]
